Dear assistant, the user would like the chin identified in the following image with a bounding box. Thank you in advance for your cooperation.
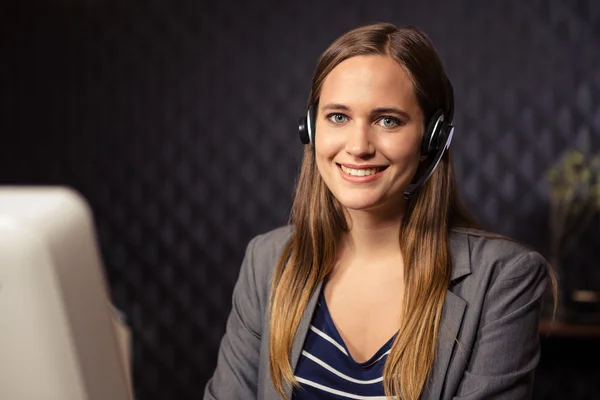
[334,195,387,212]
[332,190,407,215]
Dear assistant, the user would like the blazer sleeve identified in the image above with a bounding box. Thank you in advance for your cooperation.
[452,251,548,399]
[204,235,265,399]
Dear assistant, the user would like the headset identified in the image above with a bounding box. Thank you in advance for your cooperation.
[298,83,454,199]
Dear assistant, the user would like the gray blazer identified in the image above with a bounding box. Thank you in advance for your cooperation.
[204,226,548,399]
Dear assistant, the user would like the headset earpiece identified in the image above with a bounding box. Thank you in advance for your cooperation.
[421,110,445,156]
[298,105,316,145]
[298,116,310,144]
[405,109,454,199]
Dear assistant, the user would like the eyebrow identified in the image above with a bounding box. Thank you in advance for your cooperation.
[320,103,410,119]
[371,107,410,120]
[321,103,351,112]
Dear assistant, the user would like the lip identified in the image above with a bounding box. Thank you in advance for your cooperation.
[336,163,387,183]
[338,163,387,169]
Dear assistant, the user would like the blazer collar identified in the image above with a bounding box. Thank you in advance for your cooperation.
[449,229,472,282]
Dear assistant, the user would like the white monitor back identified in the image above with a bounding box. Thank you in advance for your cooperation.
[0,186,133,400]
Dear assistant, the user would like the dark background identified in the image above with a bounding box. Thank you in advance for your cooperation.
[2,0,600,399]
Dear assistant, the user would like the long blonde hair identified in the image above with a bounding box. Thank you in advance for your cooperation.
[269,23,518,400]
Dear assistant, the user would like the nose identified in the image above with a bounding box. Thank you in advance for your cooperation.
[345,122,374,158]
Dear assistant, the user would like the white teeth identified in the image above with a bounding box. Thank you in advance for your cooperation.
[340,165,381,177]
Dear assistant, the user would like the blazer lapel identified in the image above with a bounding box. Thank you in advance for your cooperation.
[423,230,472,400]
[423,291,467,400]
[282,280,324,399]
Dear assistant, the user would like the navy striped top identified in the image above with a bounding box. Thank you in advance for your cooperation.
[292,289,396,399]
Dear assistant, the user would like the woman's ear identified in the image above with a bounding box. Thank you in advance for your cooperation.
[419,154,428,162]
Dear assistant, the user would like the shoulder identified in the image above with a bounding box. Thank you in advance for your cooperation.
[246,225,292,264]
[450,227,549,285]
[448,228,550,336]
[233,225,292,318]
[244,225,292,284]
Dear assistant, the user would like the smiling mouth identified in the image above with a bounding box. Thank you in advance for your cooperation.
[338,164,388,177]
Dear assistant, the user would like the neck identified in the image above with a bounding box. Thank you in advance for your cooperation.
[341,207,405,261]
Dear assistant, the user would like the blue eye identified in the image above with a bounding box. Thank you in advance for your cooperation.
[327,113,348,124]
[378,116,401,128]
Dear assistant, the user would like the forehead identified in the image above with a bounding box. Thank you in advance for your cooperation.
[319,55,419,112]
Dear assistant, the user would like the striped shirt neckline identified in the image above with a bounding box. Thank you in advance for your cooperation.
[292,290,397,399]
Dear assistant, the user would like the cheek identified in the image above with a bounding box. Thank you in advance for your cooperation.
[314,141,331,177]
[379,135,422,164]
[315,130,342,161]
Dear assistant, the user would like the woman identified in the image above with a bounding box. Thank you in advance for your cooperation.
[204,22,553,400]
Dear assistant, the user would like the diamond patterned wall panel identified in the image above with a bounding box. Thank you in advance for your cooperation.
[1,0,599,399]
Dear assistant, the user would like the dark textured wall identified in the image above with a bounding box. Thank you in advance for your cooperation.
[2,0,599,399]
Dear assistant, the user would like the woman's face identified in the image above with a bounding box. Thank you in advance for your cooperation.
[315,55,424,217]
